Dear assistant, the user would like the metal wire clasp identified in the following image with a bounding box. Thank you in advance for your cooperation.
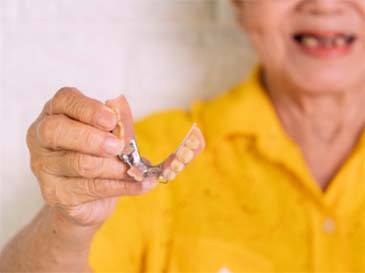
[119,139,142,167]
[118,139,163,180]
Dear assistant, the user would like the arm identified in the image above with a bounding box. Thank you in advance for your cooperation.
[0,88,145,272]
[0,88,205,272]
[0,206,96,272]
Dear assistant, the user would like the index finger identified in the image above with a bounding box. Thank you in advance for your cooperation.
[47,87,118,131]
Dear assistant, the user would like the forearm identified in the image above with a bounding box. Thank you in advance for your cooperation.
[0,206,97,272]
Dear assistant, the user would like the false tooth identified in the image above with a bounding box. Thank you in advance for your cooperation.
[334,36,346,48]
[176,147,194,164]
[185,135,200,150]
[163,169,177,181]
[171,159,185,172]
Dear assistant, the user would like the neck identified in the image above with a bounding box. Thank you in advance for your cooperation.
[263,72,365,190]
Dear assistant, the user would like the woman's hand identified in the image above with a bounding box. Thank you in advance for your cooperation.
[26,87,157,227]
[1,87,205,272]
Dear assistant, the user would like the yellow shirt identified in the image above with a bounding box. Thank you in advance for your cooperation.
[89,67,365,272]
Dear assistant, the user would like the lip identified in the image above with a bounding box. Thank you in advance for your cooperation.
[291,29,358,59]
[293,30,355,37]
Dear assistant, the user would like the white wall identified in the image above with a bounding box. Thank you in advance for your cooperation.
[0,0,256,247]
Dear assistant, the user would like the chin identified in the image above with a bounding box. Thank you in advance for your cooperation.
[286,64,365,94]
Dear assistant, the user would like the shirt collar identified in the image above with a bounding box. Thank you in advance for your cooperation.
[196,65,325,200]
[196,65,365,204]
[198,65,286,146]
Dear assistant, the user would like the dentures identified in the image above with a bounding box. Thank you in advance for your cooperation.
[158,124,205,183]
[106,95,205,184]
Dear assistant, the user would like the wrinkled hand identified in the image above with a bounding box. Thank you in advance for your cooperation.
[26,88,157,226]
[27,88,205,228]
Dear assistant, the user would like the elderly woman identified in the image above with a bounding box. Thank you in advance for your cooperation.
[1,0,365,272]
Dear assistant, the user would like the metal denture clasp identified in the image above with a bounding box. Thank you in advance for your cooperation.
[118,139,163,181]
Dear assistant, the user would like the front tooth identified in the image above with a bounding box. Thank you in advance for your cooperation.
[185,135,200,150]
[334,36,346,47]
[302,36,319,48]
[171,159,185,172]
[176,147,194,164]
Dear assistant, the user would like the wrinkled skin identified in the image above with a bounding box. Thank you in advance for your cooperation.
[232,0,365,187]
[26,89,204,227]
[233,0,365,95]
[3,1,365,272]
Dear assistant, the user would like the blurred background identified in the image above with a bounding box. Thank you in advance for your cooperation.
[0,0,256,247]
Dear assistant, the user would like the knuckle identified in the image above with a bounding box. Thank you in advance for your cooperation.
[26,122,37,149]
[86,179,114,197]
[68,97,84,117]
[37,116,55,145]
[83,130,103,150]
[94,181,109,196]
[76,154,103,178]
[54,87,80,101]
[114,180,128,195]
[86,179,102,197]
[53,87,82,114]
[37,115,63,147]
[112,180,126,195]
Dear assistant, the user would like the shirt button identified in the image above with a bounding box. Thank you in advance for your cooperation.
[323,217,336,233]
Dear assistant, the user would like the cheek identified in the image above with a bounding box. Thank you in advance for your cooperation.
[240,1,300,56]
[245,21,288,72]
[241,5,291,68]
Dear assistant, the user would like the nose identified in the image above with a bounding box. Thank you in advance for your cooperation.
[297,0,344,16]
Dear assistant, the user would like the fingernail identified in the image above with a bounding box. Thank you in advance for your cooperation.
[95,107,117,130]
[103,136,124,155]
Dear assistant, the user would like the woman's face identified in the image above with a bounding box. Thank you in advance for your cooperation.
[234,0,365,94]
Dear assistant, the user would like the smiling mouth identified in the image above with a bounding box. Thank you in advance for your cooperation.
[292,31,357,57]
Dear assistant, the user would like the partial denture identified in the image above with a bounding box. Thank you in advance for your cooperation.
[159,124,204,182]
[107,95,205,184]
